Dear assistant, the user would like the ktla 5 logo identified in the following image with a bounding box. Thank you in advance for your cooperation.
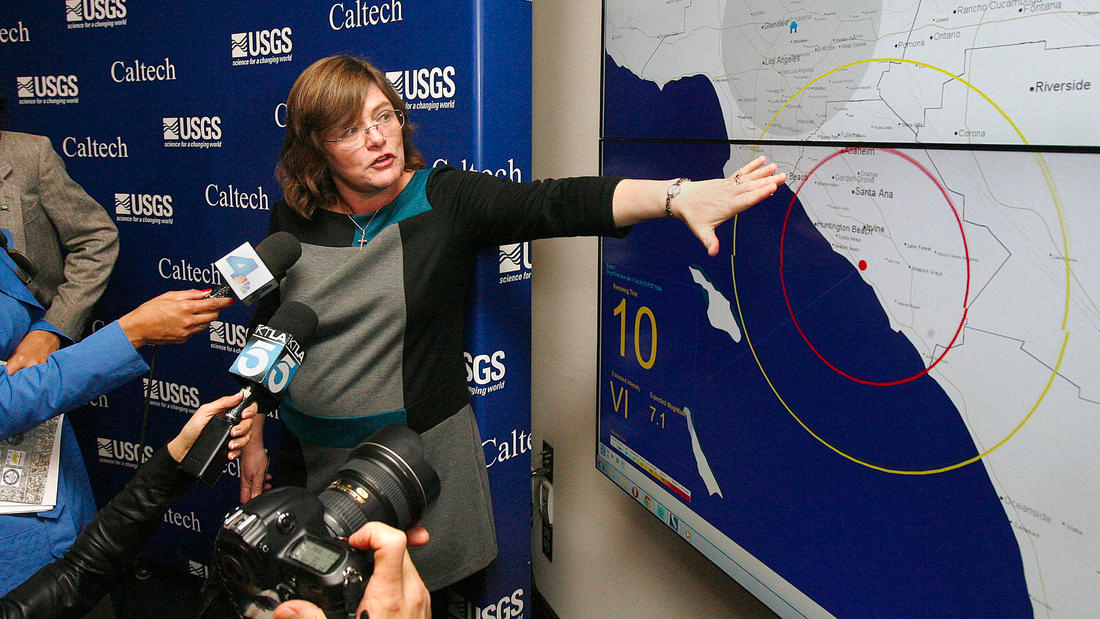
[209,320,248,348]
[464,350,505,385]
[96,437,152,464]
[230,27,292,58]
[16,75,78,98]
[385,66,455,100]
[66,0,126,22]
[115,193,173,217]
[163,116,222,141]
[498,243,530,274]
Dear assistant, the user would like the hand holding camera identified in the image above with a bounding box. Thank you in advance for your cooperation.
[213,424,440,618]
[272,522,431,619]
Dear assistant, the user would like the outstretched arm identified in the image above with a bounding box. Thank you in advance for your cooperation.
[611,156,787,256]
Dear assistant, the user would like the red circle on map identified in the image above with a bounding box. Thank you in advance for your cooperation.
[780,147,970,386]
[858,259,868,271]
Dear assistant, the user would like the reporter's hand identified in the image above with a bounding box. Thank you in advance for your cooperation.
[117,289,233,348]
[239,423,272,504]
[166,391,257,462]
[5,330,61,374]
[273,524,430,619]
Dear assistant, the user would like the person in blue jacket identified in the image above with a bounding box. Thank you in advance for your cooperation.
[0,229,233,594]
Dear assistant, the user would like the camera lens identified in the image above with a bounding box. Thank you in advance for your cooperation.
[318,425,441,537]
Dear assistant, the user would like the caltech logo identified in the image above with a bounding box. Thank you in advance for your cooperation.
[274,102,287,128]
[464,349,506,396]
[209,319,249,354]
[328,0,404,30]
[110,57,176,83]
[163,116,223,148]
[87,394,108,407]
[482,428,530,469]
[497,242,531,284]
[385,66,456,112]
[158,256,223,287]
[448,588,525,619]
[142,377,201,413]
[0,21,30,44]
[66,0,127,29]
[97,437,153,469]
[433,157,523,182]
[114,192,173,224]
[62,136,128,159]
[163,507,202,533]
[230,27,293,67]
[205,183,270,210]
[15,75,79,105]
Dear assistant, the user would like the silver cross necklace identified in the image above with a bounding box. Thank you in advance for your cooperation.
[346,207,382,249]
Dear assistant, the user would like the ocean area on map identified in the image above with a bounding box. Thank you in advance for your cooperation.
[601,54,1030,618]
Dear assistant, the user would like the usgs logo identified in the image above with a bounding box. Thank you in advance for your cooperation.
[97,437,153,467]
[142,377,201,410]
[498,242,531,275]
[16,75,78,98]
[465,350,505,386]
[230,27,293,62]
[114,193,173,222]
[163,116,222,141]
[209,319,249,353]
[66,0,127,26]
[386,66,456,101]
[450,588,525,619]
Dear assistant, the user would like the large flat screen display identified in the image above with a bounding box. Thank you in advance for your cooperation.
[597,3,1099,617]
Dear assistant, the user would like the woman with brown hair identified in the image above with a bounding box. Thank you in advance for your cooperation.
[241,54,785,591]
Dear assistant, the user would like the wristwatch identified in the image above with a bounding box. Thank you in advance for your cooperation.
[665,178,689,217]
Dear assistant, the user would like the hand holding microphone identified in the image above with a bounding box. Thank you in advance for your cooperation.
[180,301,318,486]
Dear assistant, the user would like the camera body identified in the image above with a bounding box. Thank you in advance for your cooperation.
[215,486,372,615]
[212,424,440,618]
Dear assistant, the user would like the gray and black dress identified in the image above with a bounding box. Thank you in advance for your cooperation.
[252,165,624,590]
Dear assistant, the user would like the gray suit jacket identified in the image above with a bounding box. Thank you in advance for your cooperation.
[0,131,118,340]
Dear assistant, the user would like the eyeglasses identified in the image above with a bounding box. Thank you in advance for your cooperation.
[324,110,406,150]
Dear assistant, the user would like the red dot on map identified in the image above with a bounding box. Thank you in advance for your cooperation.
[858,259,868,271]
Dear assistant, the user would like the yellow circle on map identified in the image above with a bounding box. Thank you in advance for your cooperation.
[734,57,1071,475]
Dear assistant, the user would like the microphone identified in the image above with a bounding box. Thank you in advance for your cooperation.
[180,301,318,487]
[205,231,301,304]
[0,230,38,284]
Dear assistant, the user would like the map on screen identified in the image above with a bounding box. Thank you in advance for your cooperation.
[597,3,1099,617]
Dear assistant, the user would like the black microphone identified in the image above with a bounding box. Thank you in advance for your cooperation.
[205,231,301,304]
[180,301,318,487]
[0,232,38,284]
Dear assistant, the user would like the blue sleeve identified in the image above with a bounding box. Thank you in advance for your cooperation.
[0,321,148,438]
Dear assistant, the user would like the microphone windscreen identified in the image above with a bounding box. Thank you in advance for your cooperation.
[254,231,302,278]
[266,300,318,344]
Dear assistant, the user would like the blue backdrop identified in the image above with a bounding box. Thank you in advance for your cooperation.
[0,1,531,614]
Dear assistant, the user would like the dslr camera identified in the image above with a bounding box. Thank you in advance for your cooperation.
[211,425,440,618]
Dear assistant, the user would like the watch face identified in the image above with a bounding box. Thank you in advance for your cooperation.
[668,184,681,198]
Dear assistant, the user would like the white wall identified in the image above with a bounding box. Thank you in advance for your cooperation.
[529,2,776,617]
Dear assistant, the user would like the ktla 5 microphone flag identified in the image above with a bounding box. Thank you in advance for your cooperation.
[0,1,531,611]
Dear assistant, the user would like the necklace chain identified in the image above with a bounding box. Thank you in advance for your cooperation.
[346,207,382,249]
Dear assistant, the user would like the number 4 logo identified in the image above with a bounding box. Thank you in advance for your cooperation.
[227,255,258,278]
